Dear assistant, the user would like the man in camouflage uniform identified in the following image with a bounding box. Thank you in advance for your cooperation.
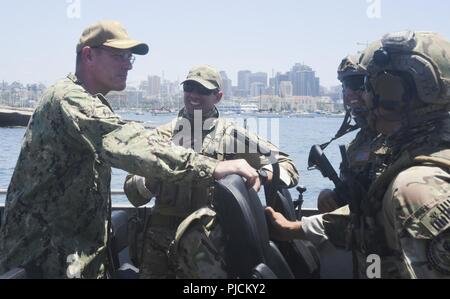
[124,65,299,278]
[0,21,260,279]
[317,54,382,213]
[266,31,450,278]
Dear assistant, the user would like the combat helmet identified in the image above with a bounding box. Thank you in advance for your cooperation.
[337,54,366,97]
[335,53,370,131]
[337,54,365,82]
[359,31,450,116]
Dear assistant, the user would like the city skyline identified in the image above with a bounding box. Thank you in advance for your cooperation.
[0,65,318,88]
[1,61,325,99]
[1,0,449,88]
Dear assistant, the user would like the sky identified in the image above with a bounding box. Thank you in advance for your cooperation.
[0,0,449,88]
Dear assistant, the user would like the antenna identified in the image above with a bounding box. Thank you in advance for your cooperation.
[356,41,370,54]
[357,41,370,48]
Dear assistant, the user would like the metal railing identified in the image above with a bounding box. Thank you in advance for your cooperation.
[0,188,137,210]
[0,189,125,196]
[0,189,318,215]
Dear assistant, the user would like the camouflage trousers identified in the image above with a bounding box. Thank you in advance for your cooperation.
[138,210,228,279]
[139,226,177,279]
[171,208,228,279]
[0,246,107,279]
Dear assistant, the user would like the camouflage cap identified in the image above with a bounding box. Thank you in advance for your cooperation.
[76,20,149,55]
[181,65,223,90]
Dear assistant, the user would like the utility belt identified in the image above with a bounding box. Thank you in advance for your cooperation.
[150,212,186,230]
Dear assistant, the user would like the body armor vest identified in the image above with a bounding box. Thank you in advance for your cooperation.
[350,119,450,278]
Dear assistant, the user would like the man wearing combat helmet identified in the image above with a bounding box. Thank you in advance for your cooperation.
[317,54,384,214]
[266,31,450,278]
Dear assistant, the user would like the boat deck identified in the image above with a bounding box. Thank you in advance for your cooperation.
[0,189,353,279]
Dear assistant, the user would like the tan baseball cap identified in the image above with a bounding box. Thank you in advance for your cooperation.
[181,65,222,90]
[76,20,149,55]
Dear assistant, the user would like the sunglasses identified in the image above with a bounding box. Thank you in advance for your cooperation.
[183,82,218,96]
[94,46,136,65]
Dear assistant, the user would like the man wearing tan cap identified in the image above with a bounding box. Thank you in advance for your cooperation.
[0,22,260,279]
[124,65,299,278]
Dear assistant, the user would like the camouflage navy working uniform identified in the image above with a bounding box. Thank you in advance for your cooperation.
[125,107,299,278]
[301,32,450,278]
[0,74,219,278]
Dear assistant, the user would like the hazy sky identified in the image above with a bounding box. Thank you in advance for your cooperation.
[1,0,449,88]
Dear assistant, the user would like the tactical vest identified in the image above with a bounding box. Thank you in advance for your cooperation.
[151,115,244,218]
[346,129,377,174]
[342,129,385,193]
[351,145,450,278]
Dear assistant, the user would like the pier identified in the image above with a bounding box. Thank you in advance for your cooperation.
[0,107,33,127]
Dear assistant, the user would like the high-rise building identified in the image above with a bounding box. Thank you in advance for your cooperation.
[219,71,233,100]
[237,70,252,96]
[269,77,276,89]
[167,80,181,97]
[314,77,320,96]
[250,72,268,88]
[272,72,289,96]
[147,75,161,97]
[289,63,320,96]
[250,82,265,97]
[279,81,293,98]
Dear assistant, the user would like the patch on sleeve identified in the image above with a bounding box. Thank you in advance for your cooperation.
[405,199,450,238]
[427,230,450,275]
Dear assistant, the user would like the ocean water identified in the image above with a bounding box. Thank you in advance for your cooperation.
[0,113,356,208]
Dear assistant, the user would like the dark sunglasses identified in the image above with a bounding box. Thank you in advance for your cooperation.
[183,82,218,96]
[342,76,365,92]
